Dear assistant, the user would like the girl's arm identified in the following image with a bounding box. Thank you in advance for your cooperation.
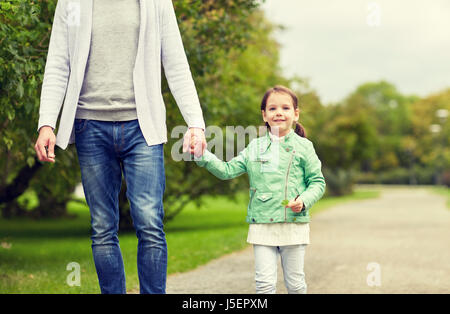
[299,141,326,210]
[195,149,248,180]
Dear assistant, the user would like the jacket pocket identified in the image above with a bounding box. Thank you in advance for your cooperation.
[256,193,273,202]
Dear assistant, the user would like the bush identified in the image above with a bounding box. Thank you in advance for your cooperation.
[356,166,436,185]
[322,168,355,196]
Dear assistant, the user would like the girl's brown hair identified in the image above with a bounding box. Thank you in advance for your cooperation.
[260,85,306,138]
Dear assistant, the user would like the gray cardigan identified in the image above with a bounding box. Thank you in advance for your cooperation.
[38,0,205,149]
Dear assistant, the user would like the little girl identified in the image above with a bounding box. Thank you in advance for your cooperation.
[194,85,326,294]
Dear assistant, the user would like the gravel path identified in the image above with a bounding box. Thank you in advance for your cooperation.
[165,186,450,294]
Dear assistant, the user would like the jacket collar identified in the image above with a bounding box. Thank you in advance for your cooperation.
[259,129,295,154]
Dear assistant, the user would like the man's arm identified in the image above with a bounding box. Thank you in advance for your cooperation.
[160,0,206,156]
[35,0,70,162]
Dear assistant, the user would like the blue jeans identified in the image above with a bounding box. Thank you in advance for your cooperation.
[75,119,167,294]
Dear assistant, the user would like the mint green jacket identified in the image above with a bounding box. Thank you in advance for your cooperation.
[196,131,326,224]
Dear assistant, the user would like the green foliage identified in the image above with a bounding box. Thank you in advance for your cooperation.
[173,0,260,77]
[0,0,79,218]
[307,81,449,190]
[2,0,448,221]
[311,96,377,172]
[357,166,435,185]
[322,167,355,196]
[410,89,450,182]
[0,1,50,148]
[318,81,450,187]
[1,0,283,221]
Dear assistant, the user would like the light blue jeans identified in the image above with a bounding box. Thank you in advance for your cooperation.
[253,244,307,294]
[75,119,167,294]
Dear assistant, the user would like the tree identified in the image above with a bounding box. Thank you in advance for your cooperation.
[1,1,79,218]
[160,7,290,222]
[410,89,450,185]
[1,0,291,224]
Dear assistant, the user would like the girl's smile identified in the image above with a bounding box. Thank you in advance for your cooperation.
[262,92,299,137]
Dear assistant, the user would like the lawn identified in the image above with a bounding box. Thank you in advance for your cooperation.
[430,186,450,208]
[0,188,379,293]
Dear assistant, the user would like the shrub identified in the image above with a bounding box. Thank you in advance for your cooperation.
[322,168,355,196]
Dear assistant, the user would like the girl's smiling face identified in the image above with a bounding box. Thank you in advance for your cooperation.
[262,92,299,137]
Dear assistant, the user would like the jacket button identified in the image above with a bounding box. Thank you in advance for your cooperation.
[270,218,273,222]
[252,218,256,222]
[285,147,290,152]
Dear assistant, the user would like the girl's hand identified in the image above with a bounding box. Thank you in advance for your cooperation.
[183,127,206,157]
[190,135,197,150]
[286,197,304,212]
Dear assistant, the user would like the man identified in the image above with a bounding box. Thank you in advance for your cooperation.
[34,0,206,294]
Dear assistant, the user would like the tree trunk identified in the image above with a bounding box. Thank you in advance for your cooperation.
[0,158,42,218]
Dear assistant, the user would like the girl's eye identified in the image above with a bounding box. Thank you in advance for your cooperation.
[269,108,276,111]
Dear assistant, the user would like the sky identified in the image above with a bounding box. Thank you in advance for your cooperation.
[261,0,450,104]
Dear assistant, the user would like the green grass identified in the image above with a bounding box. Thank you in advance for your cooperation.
[0,188,379,293]
[430,186,450,208]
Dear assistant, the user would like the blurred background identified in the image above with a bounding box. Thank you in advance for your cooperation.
[0,0,448,293]
[261,0,450,194]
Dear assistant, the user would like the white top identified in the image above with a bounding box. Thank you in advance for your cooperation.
[247,222,310,246]
[76,0,140,121]
[247,130,310,246]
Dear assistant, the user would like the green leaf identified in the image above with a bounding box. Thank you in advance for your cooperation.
[3,136,13,150]
[17,83,24,98]
[27,156,35,168]
[281,199,289,206]
[6,108,15,120]
[1,2,11,11]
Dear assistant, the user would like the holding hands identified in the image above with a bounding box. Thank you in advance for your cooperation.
[183,127,206,158]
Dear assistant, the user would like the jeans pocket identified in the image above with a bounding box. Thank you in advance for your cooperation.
[74,119,88,134]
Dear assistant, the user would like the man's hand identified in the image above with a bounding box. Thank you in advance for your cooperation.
[286,197,304,213]
[34,126,56,163]
[182,127,206,158]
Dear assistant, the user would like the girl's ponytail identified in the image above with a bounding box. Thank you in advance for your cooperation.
[295,122,306,138]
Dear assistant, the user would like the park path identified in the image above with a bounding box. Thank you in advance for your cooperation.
[165,186,450,294]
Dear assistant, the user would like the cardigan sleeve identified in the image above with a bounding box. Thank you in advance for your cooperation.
[160,0,205,130]
[299,141,326,210]
[38,0,70,133]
